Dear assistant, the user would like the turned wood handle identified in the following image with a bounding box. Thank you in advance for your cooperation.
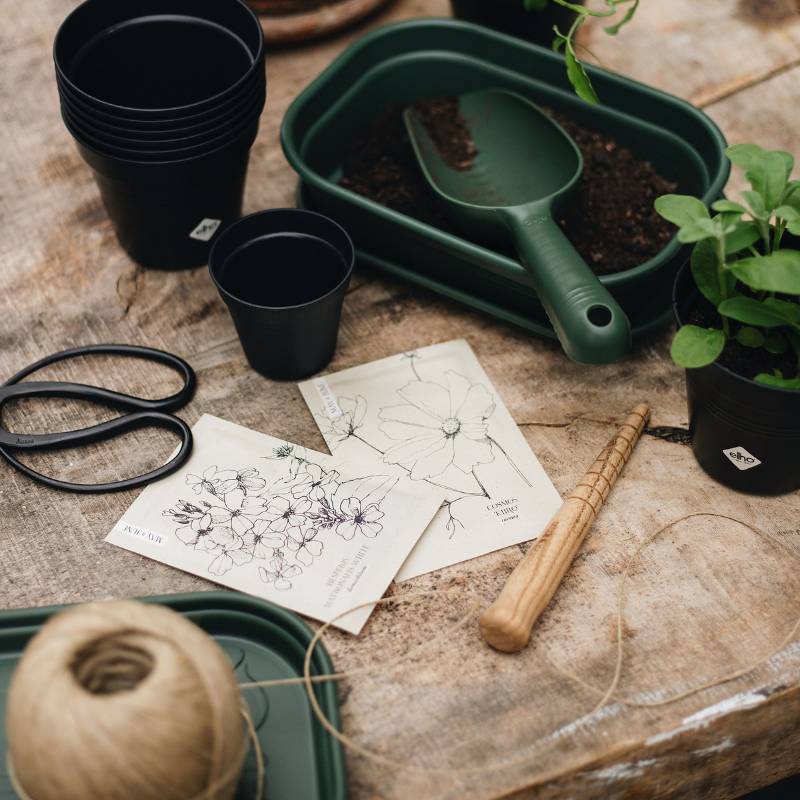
[479,403,651,653]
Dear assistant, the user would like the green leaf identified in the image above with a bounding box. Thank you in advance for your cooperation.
[762,297,800,324]
[748,150,790,211]
[655,194,710,227]
[764,331,789,354]
[563,43,599,104]
[730,250,800,294]
[735,326,765,348]
[677,225,716,243]
[782,180,800,208]
[724,221,761,255]
[690,238,725,305]
[743,190,768,220]
[788,219,800,236]
[726,144,762,170]
[712,200,747,214]
[755,372,800,389]
[718,296,788,327]
[671,325,726,368]
[774,205,800,222]
[779,151,794,181]
[605,0,639,34]
[551,0,594,14]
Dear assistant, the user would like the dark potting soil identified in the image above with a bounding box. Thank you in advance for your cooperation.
[338,97,678,274]
[688,294,798,382]
[409,96,479,170]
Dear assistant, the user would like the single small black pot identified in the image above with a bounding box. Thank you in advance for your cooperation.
[209,209,354,380]
[673,263,800,495]
[449,0,584,47]
[76,121,260,269]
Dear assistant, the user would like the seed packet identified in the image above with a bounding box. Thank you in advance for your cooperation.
[299,339,562,580]
[106,415,444,633]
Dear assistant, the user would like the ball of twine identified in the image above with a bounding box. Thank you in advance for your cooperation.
[5,600,249,800]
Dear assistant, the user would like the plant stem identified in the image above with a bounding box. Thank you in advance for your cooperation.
[774,220,785,252]
[471,468,490,499]
[351,432,385,456]
[351,432,485,498]
[715,237,730,337]
[487,435,533,487]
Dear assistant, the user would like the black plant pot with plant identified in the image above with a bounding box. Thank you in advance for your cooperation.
[449,0,639,103]
[449,0,583,48]
[659,144,800,495]
[673,264,800,494]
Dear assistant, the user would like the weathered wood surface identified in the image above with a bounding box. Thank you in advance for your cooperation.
[1,1,800,798]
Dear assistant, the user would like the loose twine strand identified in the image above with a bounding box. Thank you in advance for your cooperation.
[238,512,800,778]
[6,512,799,798]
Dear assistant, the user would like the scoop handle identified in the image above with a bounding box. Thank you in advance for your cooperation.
[503,207,632,364]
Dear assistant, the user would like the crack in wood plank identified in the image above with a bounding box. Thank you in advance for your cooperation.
[697,55,800,109]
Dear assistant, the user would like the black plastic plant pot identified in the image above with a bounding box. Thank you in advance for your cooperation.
[59,76,265,142]
[61,89,265,159]
[209,209,354,380]
[55,62,265,131]
[76,122,260,269]
[673,263,800,495]
[449,0,584,47]
[54,0,264,119]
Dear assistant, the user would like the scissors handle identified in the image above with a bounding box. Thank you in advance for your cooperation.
[2,343,195,408]
[1,413,193,494]
[0,344,196,493]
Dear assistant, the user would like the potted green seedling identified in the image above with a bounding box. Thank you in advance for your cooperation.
[657,143,800,495]
[449,0,640,103]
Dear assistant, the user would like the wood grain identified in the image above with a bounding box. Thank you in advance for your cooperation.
[1,2,800,799]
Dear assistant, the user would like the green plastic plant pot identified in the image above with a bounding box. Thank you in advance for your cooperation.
[281,19,730,344]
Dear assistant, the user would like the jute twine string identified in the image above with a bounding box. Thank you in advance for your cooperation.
[6,513,798,798]
[7,704,262,800]
[237,512,800,778]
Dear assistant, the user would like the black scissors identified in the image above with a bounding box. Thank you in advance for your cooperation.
[0,344,196,493]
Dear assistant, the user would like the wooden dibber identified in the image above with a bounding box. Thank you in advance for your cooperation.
[480,403,651,653]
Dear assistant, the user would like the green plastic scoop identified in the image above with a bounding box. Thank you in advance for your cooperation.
[403,89,632,364]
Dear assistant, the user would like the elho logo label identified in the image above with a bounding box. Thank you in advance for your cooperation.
[189,218,222,241]
[723,446,762,471]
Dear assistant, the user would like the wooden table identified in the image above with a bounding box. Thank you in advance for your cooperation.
[2,1,800,798]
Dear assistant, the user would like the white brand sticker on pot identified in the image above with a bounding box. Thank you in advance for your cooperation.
[189,218,222,241]
[723,446,762,471]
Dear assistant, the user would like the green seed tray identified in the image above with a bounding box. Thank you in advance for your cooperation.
[282,18,730,341]
[297,180,674,339]
[0,591,346,800]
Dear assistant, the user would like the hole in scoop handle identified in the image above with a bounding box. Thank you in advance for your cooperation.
[504,208,632,364]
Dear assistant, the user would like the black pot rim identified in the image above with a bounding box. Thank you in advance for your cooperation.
[60,87,264,153]
[55,64,264,128]
[209,208,355,312]
[672,260,800,397]
[58,74,264,139]
[53,0,264,118]
[74,115,258,169]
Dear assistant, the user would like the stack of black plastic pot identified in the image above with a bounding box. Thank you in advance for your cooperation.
[54,0,266,269]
